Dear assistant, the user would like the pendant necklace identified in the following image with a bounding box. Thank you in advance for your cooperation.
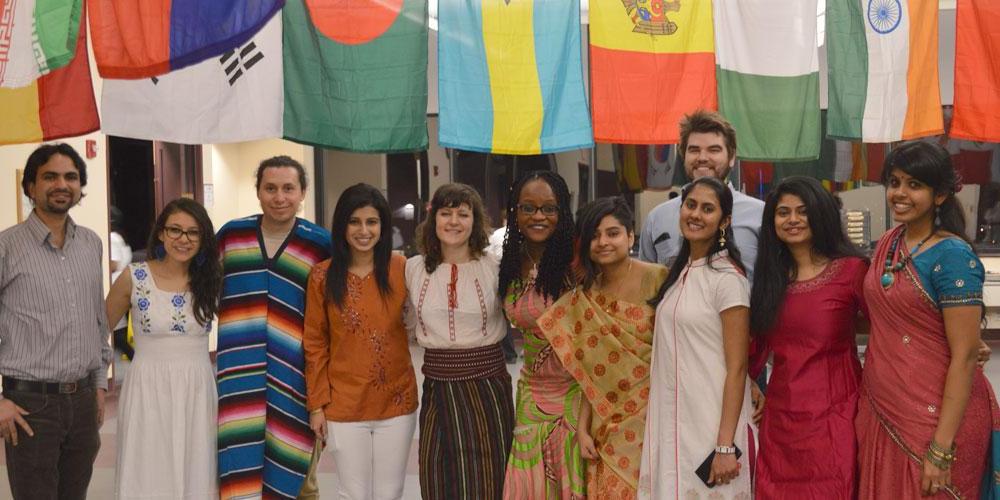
[881,229,934,289]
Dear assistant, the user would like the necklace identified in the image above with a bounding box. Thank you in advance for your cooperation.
[598,259,633,299]
[881,229,934,289]
[523,245,541,279]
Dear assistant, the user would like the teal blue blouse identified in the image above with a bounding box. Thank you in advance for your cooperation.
[911,238,985,308]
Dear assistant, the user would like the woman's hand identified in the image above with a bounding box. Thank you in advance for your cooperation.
[708,452,740,486]
[750,381,765,425]
[977,340,991,368]
[577,430,599,460]
[309,410,327,445]
[920,457,952,497]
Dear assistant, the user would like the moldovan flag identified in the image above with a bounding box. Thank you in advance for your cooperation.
[283,0,428,153]
[101,14,282,144]
[826,0,942,142]
[0,0,83,88]
[950,0,1000,142]
[89,0,283,79]
[590,0,716,144]
[714,0,821,161]
[0,6,98,145]
[438,0,593,155]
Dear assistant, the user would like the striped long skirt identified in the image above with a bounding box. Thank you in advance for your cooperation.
[418,346,515,500]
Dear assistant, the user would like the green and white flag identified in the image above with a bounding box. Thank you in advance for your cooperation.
[0,0,82,88]
[715,0,821,161]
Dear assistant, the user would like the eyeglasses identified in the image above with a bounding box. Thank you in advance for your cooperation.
[163,226,202,242]
[518,204,559,216]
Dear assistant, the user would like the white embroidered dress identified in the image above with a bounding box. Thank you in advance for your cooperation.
[115,262,218,500]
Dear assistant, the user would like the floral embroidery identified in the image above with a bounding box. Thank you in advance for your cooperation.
[138,298,150,311]
[170,293,189,333]
[788,258,844,294]
[955,279,965,288]
[134,268,148,280]
[171,294,185,307]
[933,264,942,273]
[970,260,977,269]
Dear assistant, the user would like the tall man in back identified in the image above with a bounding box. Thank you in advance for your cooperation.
[639,110,765,281]
[216,156,332,499]
[0,143,111,499]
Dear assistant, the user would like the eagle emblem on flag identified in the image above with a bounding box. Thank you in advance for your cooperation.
[624,0,680,35]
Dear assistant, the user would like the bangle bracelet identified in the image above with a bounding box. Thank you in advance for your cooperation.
[925,450,953,471]
[310,408,325,416]
[715,445,737,455]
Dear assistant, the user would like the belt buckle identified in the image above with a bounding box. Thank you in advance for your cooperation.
[58,382,78,394]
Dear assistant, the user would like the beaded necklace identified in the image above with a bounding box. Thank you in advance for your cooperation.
[881,229,934,289]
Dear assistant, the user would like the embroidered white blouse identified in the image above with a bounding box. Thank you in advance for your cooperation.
[404,253,507,350]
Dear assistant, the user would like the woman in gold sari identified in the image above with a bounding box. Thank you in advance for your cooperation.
[538,196,667,499]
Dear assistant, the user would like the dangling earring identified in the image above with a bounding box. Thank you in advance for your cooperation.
[195,251,206,266]
[934,205,942,227]
[719,232,727,247]
[154,244,166,260]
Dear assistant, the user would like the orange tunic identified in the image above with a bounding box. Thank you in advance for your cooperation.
[303,254,418,422]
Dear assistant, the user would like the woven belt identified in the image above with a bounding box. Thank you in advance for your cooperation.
[422,343,506,382]
[2,376,92,395]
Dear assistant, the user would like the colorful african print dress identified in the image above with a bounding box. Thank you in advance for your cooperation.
[502,279,586,499]
[539,264,668,500]
[216,215,331,499]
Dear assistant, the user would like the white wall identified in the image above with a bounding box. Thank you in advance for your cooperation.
[319,149,386,221]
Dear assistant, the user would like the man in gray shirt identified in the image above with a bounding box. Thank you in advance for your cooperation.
[639,110,765,282]
[0,143,111,499]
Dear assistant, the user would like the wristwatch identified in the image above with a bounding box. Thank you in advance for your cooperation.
[715,445,737,454]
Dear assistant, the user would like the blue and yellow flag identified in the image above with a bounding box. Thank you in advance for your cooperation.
[438,0,593,155]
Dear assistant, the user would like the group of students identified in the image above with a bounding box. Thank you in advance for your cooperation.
[1,109,998,500]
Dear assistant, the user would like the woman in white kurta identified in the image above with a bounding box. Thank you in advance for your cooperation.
[105,198,221,500]
[639,177,754,500]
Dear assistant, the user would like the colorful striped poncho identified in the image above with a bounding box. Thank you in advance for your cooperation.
[216,216,331,499]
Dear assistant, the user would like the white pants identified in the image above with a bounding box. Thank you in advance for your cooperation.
[328,412,417,500]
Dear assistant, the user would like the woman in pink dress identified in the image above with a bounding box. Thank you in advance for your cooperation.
[858,141,999,499]
[748,176,868,499]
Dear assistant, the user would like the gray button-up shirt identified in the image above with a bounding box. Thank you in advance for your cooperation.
[0,211,111,389]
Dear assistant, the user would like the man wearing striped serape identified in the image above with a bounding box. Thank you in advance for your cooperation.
[216,156,332,499]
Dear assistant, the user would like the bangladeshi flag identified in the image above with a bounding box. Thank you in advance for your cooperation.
[282,0,428,153]
[590,0,717,144]
[89,0,283,78]
[0,3,98,145]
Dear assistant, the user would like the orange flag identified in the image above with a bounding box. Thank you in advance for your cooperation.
[950,0,1000,142]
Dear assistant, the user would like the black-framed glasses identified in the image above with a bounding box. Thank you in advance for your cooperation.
[518,204,559,216]
[164,226,202,242]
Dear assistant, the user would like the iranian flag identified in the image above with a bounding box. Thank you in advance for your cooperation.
[826,0,943,142]
[714,0,821,161]
[0,0,82,88]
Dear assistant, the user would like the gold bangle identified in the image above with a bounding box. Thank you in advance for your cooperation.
[925,450,953,471]
[929,440,956,457]
[309,408,325,416]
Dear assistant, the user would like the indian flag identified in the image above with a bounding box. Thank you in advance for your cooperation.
[589,0,717,144]
[0,0,82,88]
[826,0,943,142]
[0,2,97,145]
[714,0,821,161]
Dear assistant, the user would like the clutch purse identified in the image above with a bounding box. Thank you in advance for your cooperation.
[694,445,742,488]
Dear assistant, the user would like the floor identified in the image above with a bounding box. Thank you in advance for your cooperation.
[2,340,1000,500]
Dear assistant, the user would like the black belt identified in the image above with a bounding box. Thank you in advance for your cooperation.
[2,376,92,395]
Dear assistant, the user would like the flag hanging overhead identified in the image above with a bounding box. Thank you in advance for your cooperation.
[0,0,83,88]
[282,0,428,153]
[438,0,593,155]
[0,3,98,144]
[101,14,282,145]
[89,0,283,79]
[714,0,821,161]
[590,0,716,144]
[826,0,943,142]
[950,0,1000,142]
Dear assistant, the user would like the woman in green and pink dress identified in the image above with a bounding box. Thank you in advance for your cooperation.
[499,171,584,499]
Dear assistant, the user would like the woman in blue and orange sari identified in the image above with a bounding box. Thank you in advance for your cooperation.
[858,140,1000,499]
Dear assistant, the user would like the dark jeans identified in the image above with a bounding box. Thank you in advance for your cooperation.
[3,385,101,500]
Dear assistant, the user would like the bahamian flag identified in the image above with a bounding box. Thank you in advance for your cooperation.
[438,0,593,155]
[0,1,98,144]
[0,0,82,88]
[283,0,428,152]
[89,0,283,78]
[826,0,943,142]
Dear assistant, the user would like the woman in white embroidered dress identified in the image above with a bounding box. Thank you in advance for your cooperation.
[105,198,221,499]
[405,183,513,500]
[639,177,754,500]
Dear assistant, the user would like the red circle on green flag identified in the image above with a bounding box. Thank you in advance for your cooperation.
[305,0,405,45]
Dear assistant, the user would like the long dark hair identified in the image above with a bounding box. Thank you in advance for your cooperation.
[651,177,744,305]
[325,184,393,307]
[147,198,221,326]
[415,183,491,273]
[750,176,866,335]
[881,141,969,243]
[497,171,576,301]
[576,196,634,290]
